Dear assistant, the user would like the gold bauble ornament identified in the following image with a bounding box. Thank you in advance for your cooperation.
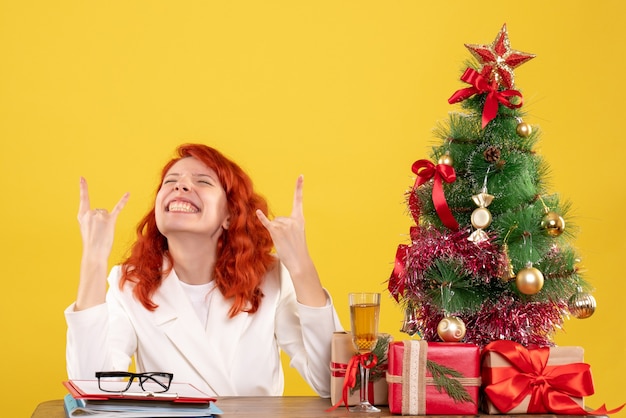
[515,266,544,295]
[541,211,565,237]
[568,290,596,319]
[516,122,532,138]
[438,152,453,166]
[437,316,466,342]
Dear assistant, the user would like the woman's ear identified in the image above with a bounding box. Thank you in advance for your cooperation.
[223,216,231,230]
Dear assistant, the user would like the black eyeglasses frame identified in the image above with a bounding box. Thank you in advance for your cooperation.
[95,371,174,393]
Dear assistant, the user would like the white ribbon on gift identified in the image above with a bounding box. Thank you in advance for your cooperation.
[405,340,426,415]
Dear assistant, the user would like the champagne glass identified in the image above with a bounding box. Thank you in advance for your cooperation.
[348,292,381,413]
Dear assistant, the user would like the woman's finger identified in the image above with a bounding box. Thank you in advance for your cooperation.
[256,209,272,229]
[111,192,130,219]
[78,177,91,219]
[290,175,304,220]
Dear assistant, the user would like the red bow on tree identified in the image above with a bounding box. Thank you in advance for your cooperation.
[388,244,409,301]
[408,159,459,231]
[448,67,523,129]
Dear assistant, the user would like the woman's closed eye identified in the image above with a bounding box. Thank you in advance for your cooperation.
[162,174,179,185]
[195,175,217,186]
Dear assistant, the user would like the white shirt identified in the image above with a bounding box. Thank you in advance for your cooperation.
[65,261,343,397]
[178,280,214,329]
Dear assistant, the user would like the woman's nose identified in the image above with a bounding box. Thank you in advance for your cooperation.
[175,179,190,191]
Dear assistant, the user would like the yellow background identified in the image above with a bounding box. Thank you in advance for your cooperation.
[1,1,624,416]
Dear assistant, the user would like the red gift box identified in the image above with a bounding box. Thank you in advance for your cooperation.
[330,332,391,407]
[386,340,480,415]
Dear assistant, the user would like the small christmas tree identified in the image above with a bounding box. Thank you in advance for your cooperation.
[388,24,597,347]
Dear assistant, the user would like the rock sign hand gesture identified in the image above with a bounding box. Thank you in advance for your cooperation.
[256,175,326,307]
[75,177,129,310]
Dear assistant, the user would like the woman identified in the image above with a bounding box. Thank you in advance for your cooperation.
[65,143,343,397]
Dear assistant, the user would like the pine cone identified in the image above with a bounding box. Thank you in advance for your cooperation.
[483,146,501,163]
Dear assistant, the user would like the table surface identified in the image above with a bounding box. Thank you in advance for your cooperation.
[31,396,605,418]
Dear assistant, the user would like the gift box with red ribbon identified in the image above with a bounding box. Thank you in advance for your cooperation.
[481,339,626,415]
[329,332,391,407]
[386,340,480,415]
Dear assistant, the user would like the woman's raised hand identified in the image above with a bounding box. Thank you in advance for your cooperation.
[77,177,130,258]
[255,175,308,272]
[75,177,129,310]
[256,175,326,307]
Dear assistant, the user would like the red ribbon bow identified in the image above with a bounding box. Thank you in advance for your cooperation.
[388,226,418,301]
[388,244,409,301]
[448,67,523,129]
[409,159,459,231]
[482,340,624,415]
[326,353,378,411]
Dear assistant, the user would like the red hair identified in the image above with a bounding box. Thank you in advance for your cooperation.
[120,144,275,317]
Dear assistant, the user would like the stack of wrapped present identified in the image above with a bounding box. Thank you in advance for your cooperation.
[330,334,624,415]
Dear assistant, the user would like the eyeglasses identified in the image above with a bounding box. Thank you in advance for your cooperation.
[95,371,174,393]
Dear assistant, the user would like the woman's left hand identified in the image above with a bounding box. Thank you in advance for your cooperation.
[256,175,327,306]
[256,175,308,270]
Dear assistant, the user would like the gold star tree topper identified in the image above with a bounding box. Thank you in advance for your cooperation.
[464,24,535,89]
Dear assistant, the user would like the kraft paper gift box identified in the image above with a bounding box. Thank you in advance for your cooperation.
[386,340,480,415]
[481,340,591,414]
[330,332,390,407]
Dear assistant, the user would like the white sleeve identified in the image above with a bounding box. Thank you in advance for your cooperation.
[274,263,344,397]
[65,266,137,380]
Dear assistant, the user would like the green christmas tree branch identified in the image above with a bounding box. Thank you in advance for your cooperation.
[424,258,486,313]
[426,360,475,404]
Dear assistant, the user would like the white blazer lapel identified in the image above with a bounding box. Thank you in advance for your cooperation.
[151,271,241,395]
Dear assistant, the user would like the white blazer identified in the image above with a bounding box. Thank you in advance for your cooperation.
[65,262,343,396]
